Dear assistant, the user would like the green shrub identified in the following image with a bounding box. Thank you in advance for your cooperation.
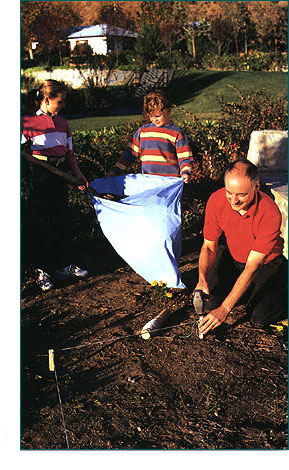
[200,53,238,71]
[238,51,288,72]
[73,87,287,184]
[155,50,194,70]
[21,89,287,271]
[200,51,288,72]
[83,84,112,116]
[219,87,288,153]
[72,121,142,180]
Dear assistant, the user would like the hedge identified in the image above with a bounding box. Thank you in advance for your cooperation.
[21,90,288,272]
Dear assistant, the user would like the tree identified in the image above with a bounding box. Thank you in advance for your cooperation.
[199,2,235,56]
[180,2,208,59]
[137,1,169,27]
[161,1,187,61]
[70,1,141,26]
[182,18,211,59]
[21,1,45,60]
[96,2,136,66]
[249,1,288,52]
[134,23,162,67]
[98,1,135,30]
[136,1,187,64]
[208,2,256,55]
[21,1,81,64]
[160,20,180,63]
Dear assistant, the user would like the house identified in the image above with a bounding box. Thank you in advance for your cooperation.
[67,24,137,55]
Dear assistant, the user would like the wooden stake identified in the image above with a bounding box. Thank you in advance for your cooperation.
[48,349,55,372]
[22,152,80,184]
[22,152,99,197]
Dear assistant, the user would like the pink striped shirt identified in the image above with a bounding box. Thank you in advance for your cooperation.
[21,110,73,159]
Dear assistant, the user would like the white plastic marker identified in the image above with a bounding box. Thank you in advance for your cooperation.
[141,308,171,340]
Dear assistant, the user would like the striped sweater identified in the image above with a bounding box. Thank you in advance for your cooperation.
[112,123,194,177]
[21,110,73,157]
[21,110,79,173]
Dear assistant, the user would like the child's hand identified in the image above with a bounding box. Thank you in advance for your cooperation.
[106,170,117,177]
[74,169,89,191]
[182,173,191,184]
[78,183,88,191]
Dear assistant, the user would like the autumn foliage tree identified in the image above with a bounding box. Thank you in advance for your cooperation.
[21,1,81,63]
[21,1,44,60]
[248,1,288,52]
[21,1,288,68]
[135,1,187,64]
[97,1,135,30]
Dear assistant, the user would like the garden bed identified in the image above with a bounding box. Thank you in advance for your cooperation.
[21,234,288,450]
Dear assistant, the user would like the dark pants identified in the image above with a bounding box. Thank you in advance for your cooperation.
[206,243,288,326]
[22,164,72,272]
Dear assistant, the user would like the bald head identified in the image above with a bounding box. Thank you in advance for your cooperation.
[225,159,259,184]
[224,160,260,213]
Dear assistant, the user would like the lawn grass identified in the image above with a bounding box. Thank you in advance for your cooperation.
[67,70,288,131]
[68,113,144,131]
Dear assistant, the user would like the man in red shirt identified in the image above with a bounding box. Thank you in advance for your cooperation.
[195,159,287,336]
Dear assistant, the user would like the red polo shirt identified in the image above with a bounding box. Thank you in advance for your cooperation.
[203,188,284,264]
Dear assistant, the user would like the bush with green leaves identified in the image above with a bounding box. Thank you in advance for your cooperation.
[238,51,288,72]
[200,53,238,71]
[200,52,288,72]
[69,88,287,201]
[219,87,288,153]
[21,89,287,272]
[155,50,194,70]
[72,121,142,181]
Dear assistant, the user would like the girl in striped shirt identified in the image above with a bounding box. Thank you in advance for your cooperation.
[22,80,89,291]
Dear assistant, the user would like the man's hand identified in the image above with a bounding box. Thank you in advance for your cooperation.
[198,305,230,335]
[194,281,210,296]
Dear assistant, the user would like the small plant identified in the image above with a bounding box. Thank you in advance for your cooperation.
[150,280,173,299]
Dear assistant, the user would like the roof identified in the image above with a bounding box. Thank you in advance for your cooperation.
[68,24,137,39]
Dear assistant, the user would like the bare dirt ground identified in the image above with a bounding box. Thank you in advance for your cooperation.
[20,232,288,450]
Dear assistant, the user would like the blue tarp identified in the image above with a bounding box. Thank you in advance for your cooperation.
[89,174,186,289]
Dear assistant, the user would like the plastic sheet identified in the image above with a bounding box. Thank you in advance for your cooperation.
[89,174,186,288]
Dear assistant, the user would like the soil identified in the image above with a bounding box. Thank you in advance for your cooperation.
[21,235,288,450]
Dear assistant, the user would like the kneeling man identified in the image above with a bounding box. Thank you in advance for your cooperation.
[196,159,287,336]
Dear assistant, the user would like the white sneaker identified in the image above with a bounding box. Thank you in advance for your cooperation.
[54,264,88,280]
[36,269,54,291]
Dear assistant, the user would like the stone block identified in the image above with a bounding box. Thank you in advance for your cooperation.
[271,187,288,259]
[247,130,288,171]
[247,130,288,259]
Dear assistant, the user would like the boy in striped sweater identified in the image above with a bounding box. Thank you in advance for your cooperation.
[108,90,194,182]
